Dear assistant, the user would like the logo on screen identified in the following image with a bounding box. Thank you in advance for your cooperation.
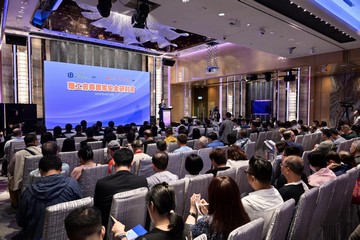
[68,72,74,78]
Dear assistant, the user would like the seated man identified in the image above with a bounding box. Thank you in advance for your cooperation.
[8,133,42,208]
[283,130,304,154]
[206,132,224,148]
[308,150,337,187]
[16,155,82,239]
[147,152,178,188]
[65,207,105,240]
[106,140,121,174]
[143,129,156,153]
[174,134,193,153]
[206,148,230,176]
[94,148,147,227]
[278,156,309,204]
[242,156,284,238]
[132,140,151,173]
[235,129,251,149]
[164,127,177,143]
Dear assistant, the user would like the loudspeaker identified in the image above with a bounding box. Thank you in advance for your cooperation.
[162,58,176,67]
[284,75,296,82]
[265,72,272,82]
[5,34,27,46]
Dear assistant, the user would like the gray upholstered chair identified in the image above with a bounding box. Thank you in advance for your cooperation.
[87,141,103,150]
[216,167,236,180]
[295,135,304,144]
[106,187,148,240]
[301,151,312,177]
[249,133,257,142]
[167,142,179,153]
[42,197,93,240]
[302,134,312,151]
[321,173,348,239]
[58,151,80,173]
[265,199,296,240]
[265,131,274,140]
[137,158,154,178]
[227,217,264,240]
[169,178,186,217]
[197,148,213,174]
[340,168,359,239]
[244,142,256,159]
[93,148,106,164]
[235,165,253,196]
[183,174,213,218]
[21,154,43,192]
[255,131,266,158]
[78,165,109,197]
[308,179,335,240]
[167,152,182,177]
[145,143,157,156]
[287,187,319,240]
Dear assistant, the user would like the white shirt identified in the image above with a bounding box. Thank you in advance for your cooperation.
[146,171,178,188]
[242,187,284,238]
[226,160,249,168]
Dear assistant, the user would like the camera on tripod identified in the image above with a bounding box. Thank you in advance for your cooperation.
[340,102,354,108]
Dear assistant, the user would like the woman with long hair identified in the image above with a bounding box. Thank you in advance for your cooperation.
[186,176,250,240]
[112,182,185,240]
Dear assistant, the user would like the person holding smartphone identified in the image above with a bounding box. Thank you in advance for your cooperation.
[186,176,250,240]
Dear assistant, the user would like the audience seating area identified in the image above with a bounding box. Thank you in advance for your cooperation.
[8,127,360,240]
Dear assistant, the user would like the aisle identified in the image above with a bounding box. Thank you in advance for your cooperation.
[0,175,20,239]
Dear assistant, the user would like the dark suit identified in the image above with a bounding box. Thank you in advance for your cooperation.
[158,103,166,123]
[94,170,147,226]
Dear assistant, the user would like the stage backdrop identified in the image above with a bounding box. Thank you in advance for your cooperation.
[44,61,150,129]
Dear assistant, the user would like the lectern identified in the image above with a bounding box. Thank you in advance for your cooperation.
[160,107,172,126]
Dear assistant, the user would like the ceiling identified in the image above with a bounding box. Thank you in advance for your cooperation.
[3,0,360,59]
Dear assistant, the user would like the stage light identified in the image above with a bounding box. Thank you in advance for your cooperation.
[132,2,150,29]
[264,72,272,82]
[97,0,112,18]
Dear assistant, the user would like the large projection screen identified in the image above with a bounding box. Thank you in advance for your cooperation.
[44,61,150,129]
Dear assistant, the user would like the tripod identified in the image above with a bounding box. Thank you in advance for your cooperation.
[338,106,352,126]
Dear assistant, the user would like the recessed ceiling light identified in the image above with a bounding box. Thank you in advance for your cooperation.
[270,31,275,35]
[246,23,251,27]
[218,13,225,16]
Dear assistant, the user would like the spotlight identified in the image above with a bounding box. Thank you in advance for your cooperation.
[97,0,112,18]
[264,72,272,82]
[132,2,150,29]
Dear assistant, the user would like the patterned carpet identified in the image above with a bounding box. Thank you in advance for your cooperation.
[0,175,21,239]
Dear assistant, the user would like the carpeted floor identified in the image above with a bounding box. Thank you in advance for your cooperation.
[0,175,21,239]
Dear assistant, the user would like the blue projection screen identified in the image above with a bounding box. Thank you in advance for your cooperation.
[44,61,150,129]
[251,100,272,115]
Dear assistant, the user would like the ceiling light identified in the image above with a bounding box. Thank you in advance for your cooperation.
[182,0,189,2]
[132,2,150,29]
[246,23,251,27]
[218,13,225,16]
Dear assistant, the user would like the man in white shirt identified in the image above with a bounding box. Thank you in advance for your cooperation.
[131,140,151,174]
[146,152,178,188]
[242,156,284,238]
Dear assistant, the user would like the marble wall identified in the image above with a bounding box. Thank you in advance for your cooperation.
[329,73,360,126]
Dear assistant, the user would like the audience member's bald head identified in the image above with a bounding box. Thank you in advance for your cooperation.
[283,156,304,176]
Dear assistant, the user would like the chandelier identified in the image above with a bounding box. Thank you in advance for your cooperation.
[74,0,189,49]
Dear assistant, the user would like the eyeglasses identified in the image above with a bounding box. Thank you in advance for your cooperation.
[280,163,289,167]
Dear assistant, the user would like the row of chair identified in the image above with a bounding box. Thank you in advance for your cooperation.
[41,166,359,240]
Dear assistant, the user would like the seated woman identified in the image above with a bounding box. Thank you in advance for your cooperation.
[112,182,185,240]
[61,138,76,152]
[71,145,99,180]
[185,154,204,178]
[226,145,248,168]
[186,176,250,240]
